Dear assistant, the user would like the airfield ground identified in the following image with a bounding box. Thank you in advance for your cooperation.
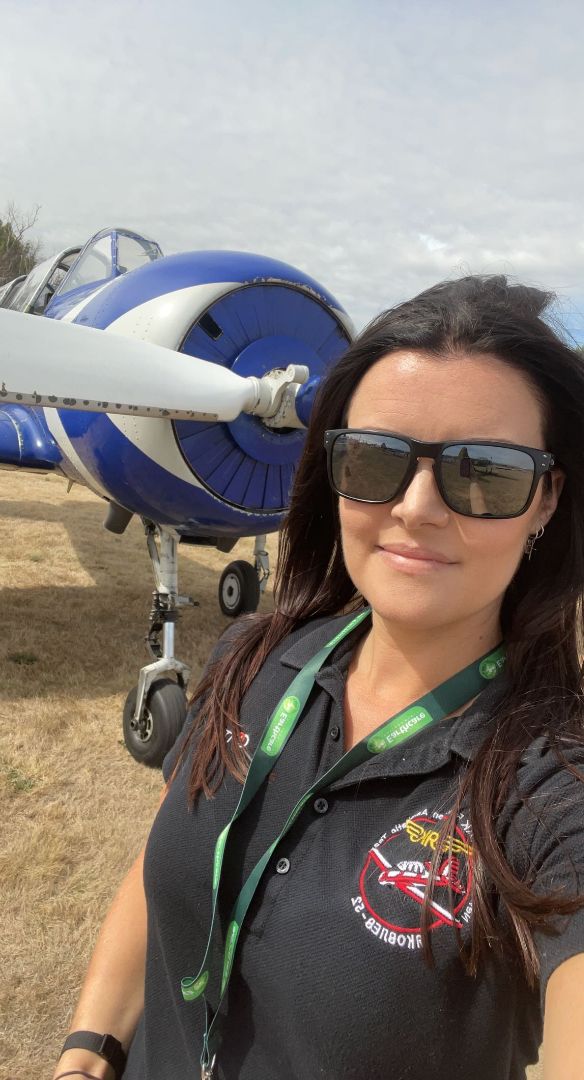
[0,471,542,1079]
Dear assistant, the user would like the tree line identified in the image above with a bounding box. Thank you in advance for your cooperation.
[0,203,41,285]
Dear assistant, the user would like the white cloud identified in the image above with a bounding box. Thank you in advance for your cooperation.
[0,0,582,336]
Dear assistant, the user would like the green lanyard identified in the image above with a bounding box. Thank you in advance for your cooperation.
[180,608,505,1078]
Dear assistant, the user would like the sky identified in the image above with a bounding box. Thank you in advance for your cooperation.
[0,0,583,338]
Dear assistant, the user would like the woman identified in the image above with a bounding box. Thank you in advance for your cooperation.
[53,275,584,1080]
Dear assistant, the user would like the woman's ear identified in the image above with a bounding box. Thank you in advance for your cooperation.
[540,468,565,527]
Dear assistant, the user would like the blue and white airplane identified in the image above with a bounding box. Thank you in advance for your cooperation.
[0,227,353,764]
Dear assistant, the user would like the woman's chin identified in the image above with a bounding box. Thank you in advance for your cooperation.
[358,570,460,626]
[364,596,463,633]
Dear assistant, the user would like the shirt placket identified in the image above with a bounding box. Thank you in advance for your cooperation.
[313,664,348,773]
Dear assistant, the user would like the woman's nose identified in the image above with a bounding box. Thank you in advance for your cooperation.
[390,459,450,528]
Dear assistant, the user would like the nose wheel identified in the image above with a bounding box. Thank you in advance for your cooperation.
[123,677,187,767]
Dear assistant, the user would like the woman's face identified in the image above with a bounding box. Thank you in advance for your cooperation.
[340,350,563,636]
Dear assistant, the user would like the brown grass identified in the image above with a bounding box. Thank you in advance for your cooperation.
[0,470,275,1079]
[0,471,542,1079]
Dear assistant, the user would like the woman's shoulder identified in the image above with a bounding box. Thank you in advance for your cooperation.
[516,733,584,795]
[500,734,584,874]
[499,733,584,1005]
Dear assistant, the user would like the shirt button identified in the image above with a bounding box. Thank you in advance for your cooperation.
[330,726,340,741]
[276,857,290,874]
[314,797,329,815]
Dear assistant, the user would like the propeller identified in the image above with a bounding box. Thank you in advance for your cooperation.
[0,308,291,423]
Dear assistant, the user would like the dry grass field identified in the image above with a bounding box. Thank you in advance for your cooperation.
[0,471,542,1079]
[0,470,276,1079]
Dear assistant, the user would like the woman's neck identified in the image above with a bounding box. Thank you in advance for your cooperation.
[350,606,502,712]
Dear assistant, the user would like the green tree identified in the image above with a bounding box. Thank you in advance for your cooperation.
[0,203,41,285]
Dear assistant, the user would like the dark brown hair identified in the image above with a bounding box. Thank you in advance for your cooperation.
[178,275,584,981]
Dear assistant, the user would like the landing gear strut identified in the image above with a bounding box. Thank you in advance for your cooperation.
[123,527,270,765]
[123,523,198,767]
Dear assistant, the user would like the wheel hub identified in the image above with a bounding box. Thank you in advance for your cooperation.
[222,572,241,610]
[130,705,153,743]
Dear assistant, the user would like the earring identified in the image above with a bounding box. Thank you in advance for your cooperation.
[525,524,545,561]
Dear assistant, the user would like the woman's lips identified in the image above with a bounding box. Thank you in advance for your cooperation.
[376,545,456,574]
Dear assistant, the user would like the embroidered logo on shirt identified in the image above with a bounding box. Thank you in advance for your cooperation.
[351,810,473,950]
[225,727,250,749]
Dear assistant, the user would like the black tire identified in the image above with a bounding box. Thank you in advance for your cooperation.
[123,678,187,767]
[219,559,261,617]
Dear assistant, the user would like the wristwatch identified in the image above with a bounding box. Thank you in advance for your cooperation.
[61,1031,126,1079]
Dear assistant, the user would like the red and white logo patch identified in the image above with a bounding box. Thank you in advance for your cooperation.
[351,810,473,950]
[225,727,250,749]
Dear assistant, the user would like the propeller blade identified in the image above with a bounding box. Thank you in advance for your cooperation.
[0,309,257,421]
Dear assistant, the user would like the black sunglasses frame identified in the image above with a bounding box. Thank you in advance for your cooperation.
[324,428,555,519]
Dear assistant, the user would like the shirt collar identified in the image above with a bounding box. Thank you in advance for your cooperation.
[279,609,507,772]
[279,610,371,672]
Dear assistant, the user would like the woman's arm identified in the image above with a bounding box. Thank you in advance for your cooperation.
[51,787,168,1079]
[543,953,584,1080]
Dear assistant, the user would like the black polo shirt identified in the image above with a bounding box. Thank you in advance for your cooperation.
[124,612,584,1080]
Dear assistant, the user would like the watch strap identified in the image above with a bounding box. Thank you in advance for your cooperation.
[61,1031,126,1079]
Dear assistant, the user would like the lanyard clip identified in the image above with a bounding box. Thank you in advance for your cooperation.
[201,1053,216,1079]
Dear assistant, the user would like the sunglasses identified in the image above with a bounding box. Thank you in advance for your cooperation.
[324,429,555,519]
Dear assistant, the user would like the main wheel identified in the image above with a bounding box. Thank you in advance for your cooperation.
[123,678,187,767]
[219,559,261,616]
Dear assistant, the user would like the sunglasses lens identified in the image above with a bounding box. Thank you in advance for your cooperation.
[330,432,411,502]
[441,444,536,517]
